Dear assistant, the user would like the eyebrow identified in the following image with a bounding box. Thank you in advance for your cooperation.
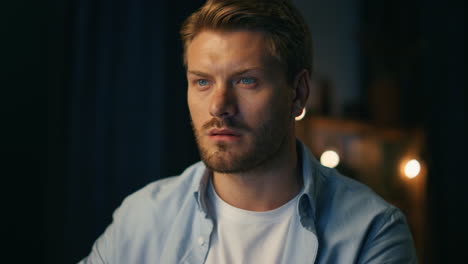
[187,68,263,78]
[187,70,212,78]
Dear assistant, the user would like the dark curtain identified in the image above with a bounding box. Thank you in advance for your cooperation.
[46,0,203,263]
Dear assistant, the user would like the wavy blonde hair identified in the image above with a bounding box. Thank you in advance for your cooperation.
[180,0,313,82]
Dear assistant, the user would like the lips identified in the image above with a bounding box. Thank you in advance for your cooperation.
[208,128,241,137]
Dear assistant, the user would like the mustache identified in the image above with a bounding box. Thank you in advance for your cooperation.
[201,118,249,131]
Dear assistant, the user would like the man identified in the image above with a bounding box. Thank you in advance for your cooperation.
[80,0,417,263]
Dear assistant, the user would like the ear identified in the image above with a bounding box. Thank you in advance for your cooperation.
[291,69,310,117]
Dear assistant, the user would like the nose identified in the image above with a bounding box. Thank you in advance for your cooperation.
[209,83,238,119]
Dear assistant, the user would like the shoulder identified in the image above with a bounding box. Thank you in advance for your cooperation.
[113,161,205,228]
[312,162,404,236]
[316,165,394,216]
[313,166,416,262]
[299,141,393,217]
[80,162,207,263]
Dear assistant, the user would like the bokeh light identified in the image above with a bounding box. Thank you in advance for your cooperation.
[404,159,421,179]
[320,150,340,168]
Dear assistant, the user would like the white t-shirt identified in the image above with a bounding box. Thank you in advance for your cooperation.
[205,181,302,264]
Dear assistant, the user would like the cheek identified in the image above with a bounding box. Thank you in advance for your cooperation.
[266,95,293,126]
[188,95,206,127]
[239,97,265,122]
[244,91,291,120]
[187,95,197,121]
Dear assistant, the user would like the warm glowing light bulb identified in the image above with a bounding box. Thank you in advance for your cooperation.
[404,159,421,179]
[295,108,306,121]
[320,150,340,168]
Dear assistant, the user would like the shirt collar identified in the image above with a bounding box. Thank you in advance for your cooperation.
[297,140,323,233]
[192,140,322,230]
[192,165,210,215]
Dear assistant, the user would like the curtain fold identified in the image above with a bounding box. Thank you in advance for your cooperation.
[60,0,203,262]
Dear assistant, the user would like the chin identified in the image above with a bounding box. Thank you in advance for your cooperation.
[203,149,268,174]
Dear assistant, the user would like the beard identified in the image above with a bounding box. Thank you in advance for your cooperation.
[191,107,292,174]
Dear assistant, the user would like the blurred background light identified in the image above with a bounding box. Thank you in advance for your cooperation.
[404,159,421,179]
[320,150,340,168]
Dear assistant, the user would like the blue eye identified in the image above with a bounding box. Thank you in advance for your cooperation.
[197,79,209,86]
[239,77,256,85]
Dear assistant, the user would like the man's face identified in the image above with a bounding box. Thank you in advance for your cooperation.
[186,30,294,173]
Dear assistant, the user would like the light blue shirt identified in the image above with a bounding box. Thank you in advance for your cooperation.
[80,141,417,263]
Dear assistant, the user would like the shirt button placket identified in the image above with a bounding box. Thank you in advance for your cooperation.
[197,236,205,247]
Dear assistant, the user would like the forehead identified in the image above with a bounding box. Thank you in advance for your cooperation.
[186,30,278,73]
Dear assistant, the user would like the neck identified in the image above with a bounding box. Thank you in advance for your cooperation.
[211,137,302,211]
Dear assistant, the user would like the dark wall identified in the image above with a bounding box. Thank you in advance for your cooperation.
[1,0,465,263]
[422,0,466,262]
